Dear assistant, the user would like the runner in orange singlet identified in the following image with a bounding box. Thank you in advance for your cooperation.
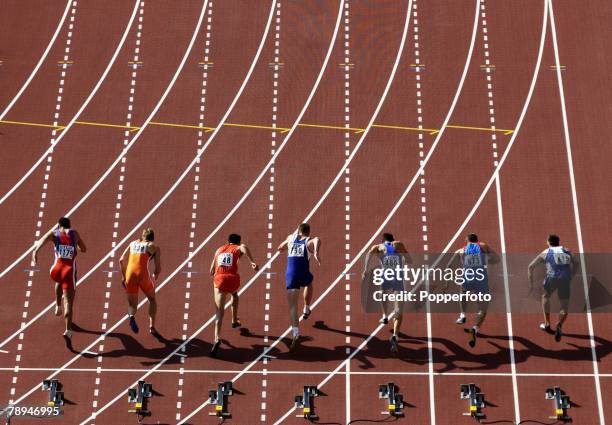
[209,233,258,357]
[119,228,161,335]
[32,217,87,340]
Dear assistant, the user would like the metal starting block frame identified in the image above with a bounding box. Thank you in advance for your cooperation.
[127,380,152,421]
[545,386,571,421]
[460,383,485,418]
[208,381,233,418]
[42,379,64,407]
[378,382,404,417]
[295,386,320,420]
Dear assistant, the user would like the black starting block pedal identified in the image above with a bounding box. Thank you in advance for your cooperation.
[460,383,485,418]
[127,380,152,421]
[545,386,571,422]
[42,379,64,407]
[295,385,320,420]
[208,381,233,418]
[378,382,404,417]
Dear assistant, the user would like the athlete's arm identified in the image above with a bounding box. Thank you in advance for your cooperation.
[152,245,161,280]
[210,249,219,276]
[31,230,55,266]
[393,241,412,265]
[569,249,580,278]
[362,244,381,277]
[240,244,259,271]
[480,242,499,264]
[277,234,292,252]
[527,250,546,289]
[308,237,321,266]
[75,231,87,253]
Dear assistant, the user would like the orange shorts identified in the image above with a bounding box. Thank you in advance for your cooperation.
[124,274,154,295]
[214,274,240,294]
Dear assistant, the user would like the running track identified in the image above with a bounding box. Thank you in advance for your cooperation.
[0,1,610,424]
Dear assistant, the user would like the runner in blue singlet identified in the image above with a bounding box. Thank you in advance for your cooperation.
[278,223,321,352]
[528,234,577,342]
[363,233,410,354]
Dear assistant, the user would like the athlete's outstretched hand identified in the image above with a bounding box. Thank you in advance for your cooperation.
[313,253,321,266]
[251,262,259,271]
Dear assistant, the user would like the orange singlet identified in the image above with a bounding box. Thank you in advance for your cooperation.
[124,240,155,294]
[213,244,241,294]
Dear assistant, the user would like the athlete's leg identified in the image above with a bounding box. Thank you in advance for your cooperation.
[126,292,138,316]
[541,291,551,326]
[287,289,300,330]
[303,283,313,316]
[54,283,63,316]
[143,289,157,330]
[392,311,402,337]
[62,287,75,333]
[213,287,228,343]
[558,300,569,326]
[231,292,239,324]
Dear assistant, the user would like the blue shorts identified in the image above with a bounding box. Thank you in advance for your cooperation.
[462,279,489,294]
[381,280,404,292]
[286,272,313,290]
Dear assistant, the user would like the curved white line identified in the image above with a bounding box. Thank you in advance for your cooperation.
[0,0,72,121]
[0,0,141,205]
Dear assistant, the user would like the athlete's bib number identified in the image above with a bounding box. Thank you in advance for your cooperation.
[57,245,74,259]
[288,243,305,257]
[382,255,400,269]
[553,252,571,265]
[218,253,233,267]
[464,253,484,268]
[131,243,148,254]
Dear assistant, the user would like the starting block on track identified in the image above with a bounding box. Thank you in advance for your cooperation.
[127,380,152,420]
[208,381,233,418]
[42,379,64,407]
[295,386,320,420]
[545,386,571,421]
[379,382,404,417]
[460,383,485,418]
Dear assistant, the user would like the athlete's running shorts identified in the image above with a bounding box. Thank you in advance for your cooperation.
[286,271,313,290]
[544,277,570,300]
[214,274,240,294]
[50,263,76,290]
[124,273,154,295]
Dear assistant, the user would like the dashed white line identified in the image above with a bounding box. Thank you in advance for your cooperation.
[88,2,145,422]
[260,2,280,423]
[7,0,79,404]
[174,2,213,422]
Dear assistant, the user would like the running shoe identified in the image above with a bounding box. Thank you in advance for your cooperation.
[465,327,477,348]
[539,323,552,333]
[554,324,562,342]
[231,319,242,328]
[289,335,300,352]
[456,314,466,324]
[63,329,72,339]
[379,316,389,325]
[390,335,398,354]
[210,340,221,358]
[302,309,311,320]
[129,316,139,334]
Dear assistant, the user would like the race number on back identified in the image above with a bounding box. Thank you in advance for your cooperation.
[288,243,305,257]
[218,252,233,267]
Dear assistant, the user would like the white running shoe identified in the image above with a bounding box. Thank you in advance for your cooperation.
[63,329,72,339]
[455,314,466,324]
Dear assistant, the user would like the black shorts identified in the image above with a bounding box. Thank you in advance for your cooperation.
[544,278,570,300]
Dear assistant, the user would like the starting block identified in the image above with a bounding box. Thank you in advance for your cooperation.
[545,386,571,421]
[42,379,64,407]
[208,381,233,418]
[460,383,485,418]
[295,386,320,420]
[378,382,404,417]
[127,380,152,420]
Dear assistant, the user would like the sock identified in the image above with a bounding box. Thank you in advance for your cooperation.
[292,326,300,337]
[458,313,465,318]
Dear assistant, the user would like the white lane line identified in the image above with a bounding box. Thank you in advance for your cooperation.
[7,0,80,404]
[342,1,351,423]
[260,2,280,423]
[547,1,605,423]
[0,367,610,377]
[88,2,146,422]
[479,1,520,422]
[0,0,272,351]
[0,0,72,121]
[175,4,213,422]
[0,0,141,206]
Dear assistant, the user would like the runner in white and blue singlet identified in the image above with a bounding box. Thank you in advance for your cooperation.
[363,233,410,354]
[528,234,577,342]
[448,233,494,348]
[278,223,321,352]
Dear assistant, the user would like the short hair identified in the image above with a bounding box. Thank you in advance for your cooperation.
[467,233,479,243]
[298,223,310,236]
[228,233,241,245]
[142,228,155,242]
[382,233,394,242]
[548,234,560,246]
[58,217,71,228]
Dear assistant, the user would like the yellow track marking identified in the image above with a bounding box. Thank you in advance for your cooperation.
[372,123,439,135]
[73,121,140,132]
[0,120,64,131]
[150,121,214,132]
